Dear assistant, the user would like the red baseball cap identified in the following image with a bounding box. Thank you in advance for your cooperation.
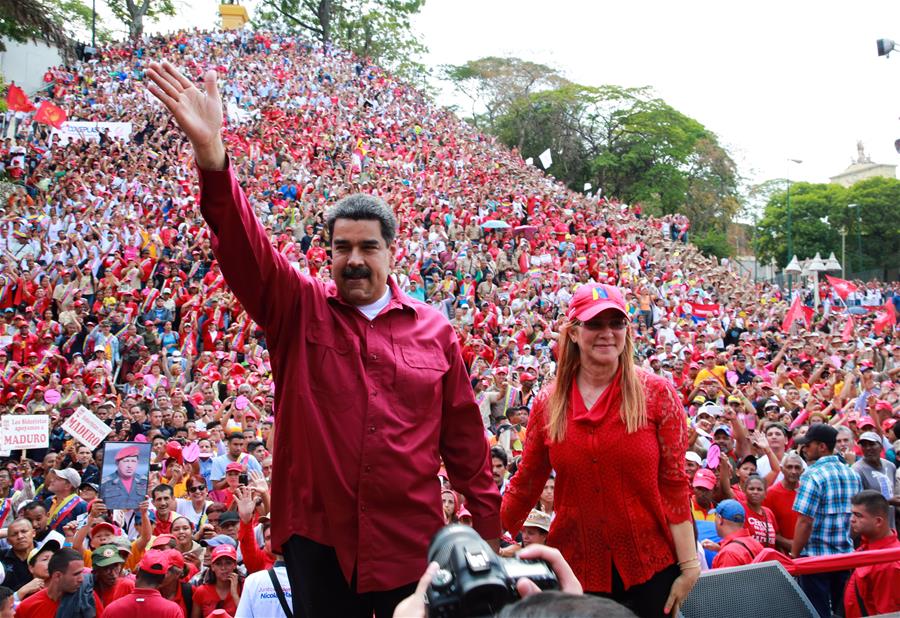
[565,284,627,322]
[150,534,176,549]
[692,468,717,490]
[139,549,171,575]
[210,545,238,563]
[225,462,244,473]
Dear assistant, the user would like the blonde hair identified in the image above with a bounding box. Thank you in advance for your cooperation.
[546,320,647,442]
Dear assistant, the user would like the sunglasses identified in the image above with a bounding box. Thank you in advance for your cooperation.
[578,318,629,332]
[189,486,206,493]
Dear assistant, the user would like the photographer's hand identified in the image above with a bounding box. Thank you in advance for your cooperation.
[515,544,583,597]
[392,561,439,618]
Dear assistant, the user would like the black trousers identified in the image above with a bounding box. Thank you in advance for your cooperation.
[282,534,417,618]
[590,563,681,618]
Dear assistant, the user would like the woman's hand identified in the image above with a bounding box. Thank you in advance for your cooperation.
[228,571,241,603]
[664,567,700,615]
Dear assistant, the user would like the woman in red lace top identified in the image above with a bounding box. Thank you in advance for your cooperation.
[501,283,699,618]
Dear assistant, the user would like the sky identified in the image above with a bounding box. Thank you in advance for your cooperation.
[128,0,900,195]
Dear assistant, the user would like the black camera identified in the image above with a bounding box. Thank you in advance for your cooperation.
[426,525,559,618]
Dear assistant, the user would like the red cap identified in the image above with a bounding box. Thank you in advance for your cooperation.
[150,534,176,549]
[139,549,171,575]
[210,545,238,563]
[164,548,185,571]
[565,284,627,322]
[115,445,140,461]
[90,522,116,537]
[165,441,183,464]
[225,462,244,473]
[693,468,716,490]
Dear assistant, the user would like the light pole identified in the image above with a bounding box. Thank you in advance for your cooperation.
[840,226,847,278]
[785,158,803,292]
[848,203,862,274]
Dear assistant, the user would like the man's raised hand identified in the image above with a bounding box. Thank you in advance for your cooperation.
[145,61,226,171]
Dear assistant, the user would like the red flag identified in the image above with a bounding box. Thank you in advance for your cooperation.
[33,101,67,129]
[5,84,34,112]
[841,316,854,342]
[824,275,857,301]
[517,252,529,274]
[781,295,809,333]
[873,300,897,335]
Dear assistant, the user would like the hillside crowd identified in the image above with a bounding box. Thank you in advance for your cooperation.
[0,26,897,618]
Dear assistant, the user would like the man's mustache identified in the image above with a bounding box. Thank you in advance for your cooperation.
[342,267,371,279]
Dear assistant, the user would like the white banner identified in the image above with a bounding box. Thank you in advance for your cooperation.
[52,121,133,145]
[1,415,49,451]
[538,148,552,169]
[62,406,112,449]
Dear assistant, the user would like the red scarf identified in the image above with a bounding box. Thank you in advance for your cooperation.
[571,366,622,424]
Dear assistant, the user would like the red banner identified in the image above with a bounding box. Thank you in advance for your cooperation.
[688,302,720,319]
[34,101,67,129]
[5,84,34,112]
[825,275,857,301]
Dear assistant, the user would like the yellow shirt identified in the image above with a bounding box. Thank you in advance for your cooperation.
[694,366,727,386]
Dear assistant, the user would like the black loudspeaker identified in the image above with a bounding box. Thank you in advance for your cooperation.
[679,562,817,618]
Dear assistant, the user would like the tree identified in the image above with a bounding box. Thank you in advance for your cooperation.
[442,57,568,129]
[106,0,175,40]
[0,0,101,54]
[254,0,427,87]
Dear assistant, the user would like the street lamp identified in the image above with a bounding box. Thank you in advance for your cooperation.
[848,203,862,274]
[785,158,803,291]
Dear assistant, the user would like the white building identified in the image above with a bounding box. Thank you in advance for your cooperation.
[0,38,63,95]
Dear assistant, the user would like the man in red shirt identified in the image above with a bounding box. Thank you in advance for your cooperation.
[763,452,803,545]
[103,550,183,618]
[711,500,763,569]
[147,61,501,618]
[844,490,900,617]
[16,548,88,618]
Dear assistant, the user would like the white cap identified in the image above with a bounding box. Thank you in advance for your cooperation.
[858,431,882,445]
[685,451,702,465]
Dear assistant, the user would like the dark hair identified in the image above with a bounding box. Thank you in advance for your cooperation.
[745,474,766,488]
[490,446,509,467]
[226,432,244,442]
[48,547,83,575]
[497,591,638,617]
[0,585,12,606]
[151,483,174,499]
[765,422,789,438]
[851,489,890,518]
[325,194,397,245]
[247,440,264,452]
[21,501,46,516]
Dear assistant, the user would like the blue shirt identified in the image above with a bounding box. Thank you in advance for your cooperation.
[793,454,862,556]
[209,452,262,481]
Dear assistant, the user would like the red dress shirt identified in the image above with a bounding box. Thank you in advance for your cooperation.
[844,535,900,617]
[103,588,183,618]
[198,164,500,592]
[711,529,764,569]
[501,371,692,591]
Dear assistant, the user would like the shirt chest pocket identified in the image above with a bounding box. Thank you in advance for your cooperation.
[306,328,355,396]
[394,345,449,411]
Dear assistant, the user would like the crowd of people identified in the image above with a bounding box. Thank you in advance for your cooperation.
[0,24,898,618]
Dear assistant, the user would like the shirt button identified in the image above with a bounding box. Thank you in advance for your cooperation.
[592,458,598,464]
[370,354,377,360]
[369,323,375,329]
[364,465,372,472]
[369,425,376,433]
[361,505,367,512]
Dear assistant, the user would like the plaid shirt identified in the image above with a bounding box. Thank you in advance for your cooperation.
[793,454,862,556]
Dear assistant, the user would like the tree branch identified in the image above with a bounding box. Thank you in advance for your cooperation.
[266,0,324,35]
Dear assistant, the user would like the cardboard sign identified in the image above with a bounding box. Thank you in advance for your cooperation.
[62,406,112,449]
[1,415,49,450]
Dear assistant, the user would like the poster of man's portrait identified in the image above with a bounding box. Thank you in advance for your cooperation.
[99,442,151,510]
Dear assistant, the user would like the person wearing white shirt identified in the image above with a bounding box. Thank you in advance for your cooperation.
[235,561,292,617]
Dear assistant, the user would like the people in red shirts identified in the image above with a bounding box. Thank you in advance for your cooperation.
[844,490,900,618]
[16,548,94,618]
[763,453,803,548]
[502,284,698,618]
[103,550,183,618]
[190,545,242,617]
[711,500,764,569]
[739,475,780,551]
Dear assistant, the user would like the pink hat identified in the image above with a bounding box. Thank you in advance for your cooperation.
[210,544,238,563]
[565,284,627,322]
[692,468,717,490]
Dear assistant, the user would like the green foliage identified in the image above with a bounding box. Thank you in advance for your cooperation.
[454,69,742,236]
[755,177,900,272]
[106,0,175,39]
[0,0,103,53]
[692,228,733,259]
[254,0,428,88]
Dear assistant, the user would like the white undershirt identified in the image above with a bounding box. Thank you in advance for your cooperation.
[356,286,392,321]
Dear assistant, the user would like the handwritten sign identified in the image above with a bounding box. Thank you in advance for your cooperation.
[62,407,112,449]
[1,415,49,450]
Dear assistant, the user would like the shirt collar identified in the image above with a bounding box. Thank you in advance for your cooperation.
[325,276,420,318]
[860,534,900,551]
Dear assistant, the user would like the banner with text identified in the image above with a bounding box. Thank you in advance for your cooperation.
[52,121,133,145]
[1,415,49,451]
[62,406,112,449]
